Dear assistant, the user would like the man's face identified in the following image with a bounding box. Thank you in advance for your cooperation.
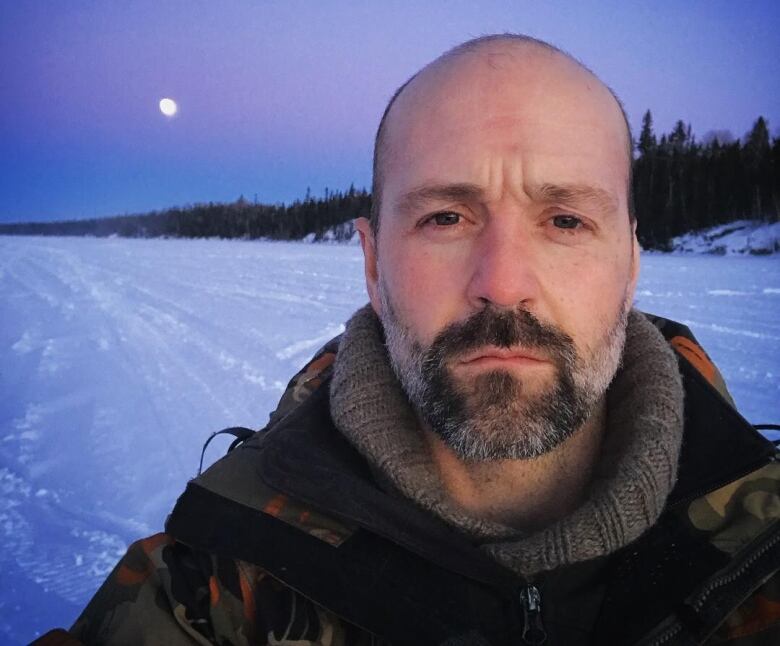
[358,46,639,460]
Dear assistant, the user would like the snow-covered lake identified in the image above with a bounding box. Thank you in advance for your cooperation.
[1,236,778,643]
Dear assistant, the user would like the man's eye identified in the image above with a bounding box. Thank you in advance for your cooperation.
[552,215,582,230]
[431,212,461,226]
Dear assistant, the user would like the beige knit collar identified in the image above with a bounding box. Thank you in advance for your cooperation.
[330,304,685,577]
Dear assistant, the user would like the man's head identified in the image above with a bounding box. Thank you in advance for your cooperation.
[370,35,635,233]
[355,34,640,460]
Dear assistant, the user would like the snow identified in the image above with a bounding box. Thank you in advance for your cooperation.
[669,219,780,255]
[1,236,778,643]
[303,220,361,244]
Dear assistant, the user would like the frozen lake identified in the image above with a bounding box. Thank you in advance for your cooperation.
[1,236,778,643]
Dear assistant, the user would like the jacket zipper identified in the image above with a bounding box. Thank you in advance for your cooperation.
[646,525,780,646]
[646,621,682,646]
[520,584,547,645]
[689,525,780,612]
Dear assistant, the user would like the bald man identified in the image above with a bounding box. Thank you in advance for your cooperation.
[60,35,779,646]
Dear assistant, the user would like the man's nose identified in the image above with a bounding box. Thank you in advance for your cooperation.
[466,219,541,309]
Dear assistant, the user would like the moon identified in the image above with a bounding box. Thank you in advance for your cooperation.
[159,98,178,117]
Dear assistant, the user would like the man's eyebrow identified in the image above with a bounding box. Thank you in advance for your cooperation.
[394,183,485,213]
[531,183,619,214]
[393,181,620,215]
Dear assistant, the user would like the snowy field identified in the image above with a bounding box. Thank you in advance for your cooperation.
[1,236,779,643]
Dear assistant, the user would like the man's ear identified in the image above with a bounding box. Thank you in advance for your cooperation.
[354,217,382,316]
[628,219,641,299]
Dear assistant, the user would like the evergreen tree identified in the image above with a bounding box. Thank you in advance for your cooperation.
[669,120,689,152]
[638,110,657,155]
[744,117,772,219]
[772,137,780,223]
[745,117,770,156]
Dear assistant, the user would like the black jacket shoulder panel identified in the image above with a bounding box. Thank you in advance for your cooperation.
[669,353,775,507]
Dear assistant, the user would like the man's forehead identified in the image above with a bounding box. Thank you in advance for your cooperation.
[380,40,629,172]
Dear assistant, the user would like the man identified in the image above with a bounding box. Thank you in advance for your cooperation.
[46,34,778,645]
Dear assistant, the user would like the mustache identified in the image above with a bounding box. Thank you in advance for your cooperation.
[424,306,576,366]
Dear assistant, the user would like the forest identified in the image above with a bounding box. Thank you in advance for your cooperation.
[632,113,778,248]
[1,115,777,250]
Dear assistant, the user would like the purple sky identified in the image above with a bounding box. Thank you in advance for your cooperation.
[1,0,779,223]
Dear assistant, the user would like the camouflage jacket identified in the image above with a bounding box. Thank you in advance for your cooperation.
[40,314,779,646]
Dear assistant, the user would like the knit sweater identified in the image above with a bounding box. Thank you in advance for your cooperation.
[330,305,685,577]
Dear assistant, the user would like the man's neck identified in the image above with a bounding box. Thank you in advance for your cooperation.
[422,399,607,532]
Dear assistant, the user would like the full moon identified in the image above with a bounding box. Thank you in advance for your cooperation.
[159,98,178,117]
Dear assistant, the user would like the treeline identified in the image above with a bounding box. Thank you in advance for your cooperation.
[633,113,779,248]
[0,186,371,242]
[1,115,778,248]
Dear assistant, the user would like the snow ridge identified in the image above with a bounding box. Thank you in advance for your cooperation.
[669,220,780,255]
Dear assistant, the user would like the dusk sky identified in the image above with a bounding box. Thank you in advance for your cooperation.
[1,1,779,224]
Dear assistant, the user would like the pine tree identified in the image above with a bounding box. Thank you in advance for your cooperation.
[669,120,689,152]
[745,117,770,156]
[744,117,772,219]
[638,110,657,155]
[772,137,780,222]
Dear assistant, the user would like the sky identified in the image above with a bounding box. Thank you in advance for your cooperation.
[1,0,779,224]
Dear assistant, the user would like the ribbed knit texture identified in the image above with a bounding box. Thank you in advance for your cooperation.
[330,304,685,577]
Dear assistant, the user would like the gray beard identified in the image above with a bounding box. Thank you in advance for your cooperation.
[377,281,628,461]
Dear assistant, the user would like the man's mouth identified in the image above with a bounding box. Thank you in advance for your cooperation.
[457,347,550,369]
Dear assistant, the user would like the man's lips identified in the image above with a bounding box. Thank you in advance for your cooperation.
[457,347,550,367]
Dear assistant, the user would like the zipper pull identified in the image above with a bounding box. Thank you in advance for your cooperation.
[520,584,547,645]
